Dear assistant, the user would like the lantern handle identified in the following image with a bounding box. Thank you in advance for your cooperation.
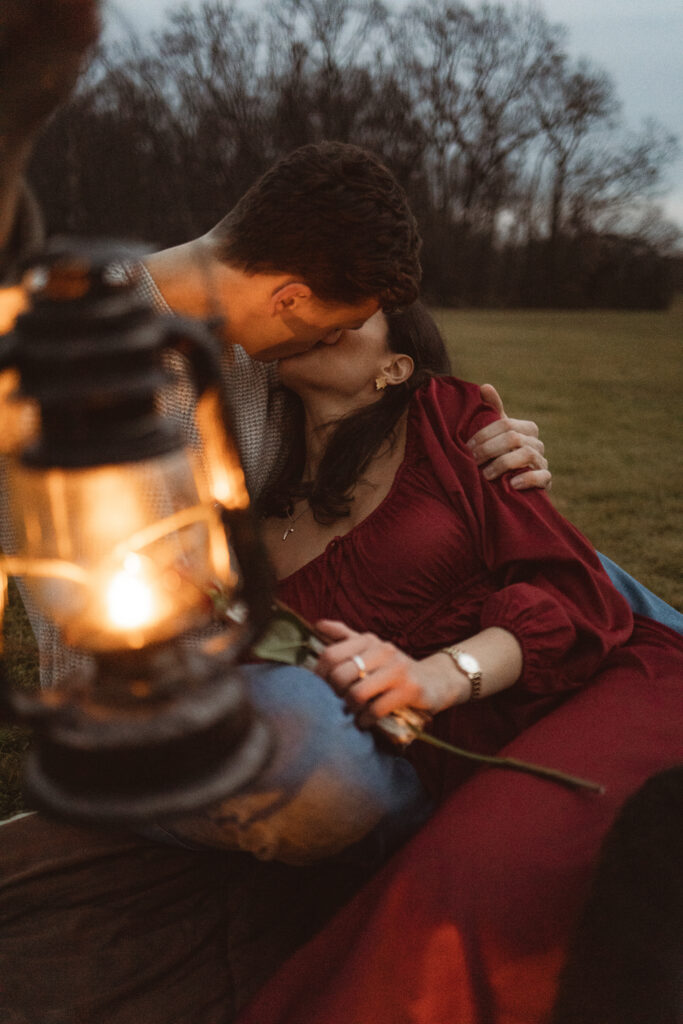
[0,336,21,455]
[160,315,274,644]
[161,314,249,505]
[0,332,17,369]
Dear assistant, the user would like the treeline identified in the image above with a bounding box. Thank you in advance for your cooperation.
[29,0,680,308]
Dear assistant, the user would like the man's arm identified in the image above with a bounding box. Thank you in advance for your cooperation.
[469,383,551,491]
[0,0,100,277]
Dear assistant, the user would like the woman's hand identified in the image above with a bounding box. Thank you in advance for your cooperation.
[469,384,551,491]
[313,620,469,727]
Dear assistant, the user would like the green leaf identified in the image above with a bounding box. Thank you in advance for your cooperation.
[251,605,324,668]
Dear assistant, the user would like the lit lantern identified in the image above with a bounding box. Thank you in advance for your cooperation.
[0,240,273,822]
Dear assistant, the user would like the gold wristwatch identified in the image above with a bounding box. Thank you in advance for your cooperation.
[442,646,482,701]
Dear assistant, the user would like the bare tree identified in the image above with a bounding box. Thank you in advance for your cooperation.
[395,2,561,235]
[27,0,680,308]
[530,56,617,242]
[264,0,389,144]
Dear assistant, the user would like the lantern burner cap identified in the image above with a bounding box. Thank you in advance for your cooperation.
[12,238,185,468]
[21,646,274,823]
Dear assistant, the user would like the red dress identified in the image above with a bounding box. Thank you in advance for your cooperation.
[240,377,683,1024]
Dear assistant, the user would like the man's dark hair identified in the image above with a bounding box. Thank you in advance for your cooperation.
[261,302,451,524]
[211,142,422,310]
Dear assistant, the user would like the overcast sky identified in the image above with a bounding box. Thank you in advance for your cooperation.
[103,0,683,228]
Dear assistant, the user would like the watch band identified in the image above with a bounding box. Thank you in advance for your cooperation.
[442,646,482,701]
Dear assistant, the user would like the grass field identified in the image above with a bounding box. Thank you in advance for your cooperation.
[1,301,681,817]
[435,300,683,610]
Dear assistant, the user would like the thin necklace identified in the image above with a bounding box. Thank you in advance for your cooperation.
[282,502,309,541]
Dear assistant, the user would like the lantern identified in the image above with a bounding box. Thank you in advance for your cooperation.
[0,239,273,823]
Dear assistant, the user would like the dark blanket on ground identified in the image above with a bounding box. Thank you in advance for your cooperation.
[0,813,373,1024]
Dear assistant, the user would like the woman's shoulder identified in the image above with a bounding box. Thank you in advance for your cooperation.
[422,374,483,401]
[411,376,500,444]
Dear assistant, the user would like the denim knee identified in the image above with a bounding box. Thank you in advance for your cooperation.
[155,664,430,864]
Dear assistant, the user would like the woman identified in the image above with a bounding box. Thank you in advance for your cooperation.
[237,302,683,1023]
[259,302,680,797]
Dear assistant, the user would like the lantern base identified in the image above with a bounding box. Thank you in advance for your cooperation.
[21,644,274,824]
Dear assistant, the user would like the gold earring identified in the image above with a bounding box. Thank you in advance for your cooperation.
[375,376,387,391]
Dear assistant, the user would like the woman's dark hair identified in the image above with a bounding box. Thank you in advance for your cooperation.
[260,302,452,525]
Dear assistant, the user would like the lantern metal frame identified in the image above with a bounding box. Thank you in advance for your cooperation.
[0,239,274,824]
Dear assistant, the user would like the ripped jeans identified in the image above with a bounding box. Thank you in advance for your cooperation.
[598,552,683,635]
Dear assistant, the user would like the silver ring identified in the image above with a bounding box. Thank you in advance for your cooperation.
[352,654,367,680]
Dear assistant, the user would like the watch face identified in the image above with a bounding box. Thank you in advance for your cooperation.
[458,652,480,674]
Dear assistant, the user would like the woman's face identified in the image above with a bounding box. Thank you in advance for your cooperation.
[278,310,397,400]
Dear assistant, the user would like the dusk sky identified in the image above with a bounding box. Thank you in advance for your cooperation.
[104,0,683,229]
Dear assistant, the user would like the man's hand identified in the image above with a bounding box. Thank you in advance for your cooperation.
[0,0,100,140]
[468,383,551,491]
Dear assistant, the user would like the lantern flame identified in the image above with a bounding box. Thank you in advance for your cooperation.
[106,553,158,631]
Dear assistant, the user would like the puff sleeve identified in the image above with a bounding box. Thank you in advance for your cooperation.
[412,377,634,694]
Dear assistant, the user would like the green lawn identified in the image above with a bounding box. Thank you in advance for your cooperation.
[1,582,39,818]
[2,301,682,816]
[434,301,683,609]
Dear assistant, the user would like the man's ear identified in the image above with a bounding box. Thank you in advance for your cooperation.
[270,282,312,316]
[383,354,414,386]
